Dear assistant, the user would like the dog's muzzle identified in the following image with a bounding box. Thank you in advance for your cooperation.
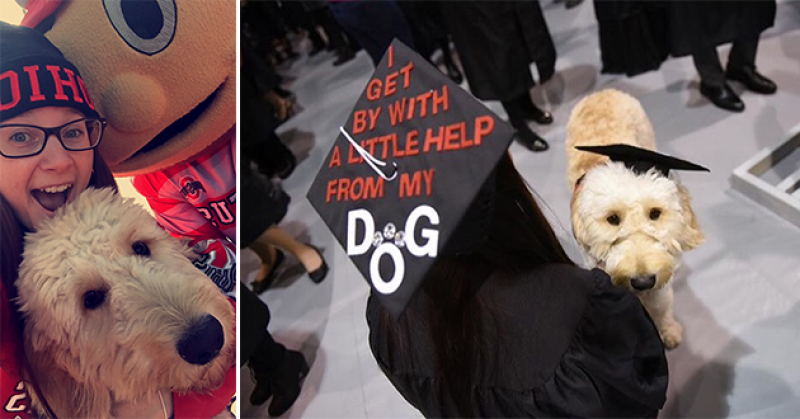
[630,275,657,291]
[177,314,225,365]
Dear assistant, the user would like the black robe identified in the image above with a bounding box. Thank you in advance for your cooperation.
[367,264,668,418]
[666,0,776,57]
[595,0,776,77]
[441,1,556,101]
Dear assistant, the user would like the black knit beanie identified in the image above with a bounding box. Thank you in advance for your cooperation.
[0,21,99,123]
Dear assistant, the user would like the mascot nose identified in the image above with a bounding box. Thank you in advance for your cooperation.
[630,275,657,291]
[177,314,224,365]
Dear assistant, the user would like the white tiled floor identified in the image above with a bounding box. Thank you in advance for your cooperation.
[241,2,800,417]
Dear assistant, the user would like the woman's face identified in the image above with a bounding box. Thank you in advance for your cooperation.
[0,107,94,229]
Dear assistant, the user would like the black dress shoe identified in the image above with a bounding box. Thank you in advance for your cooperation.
[522,100,553,125]
[268,350,310,417]
[699,82,745,113]
[727,67,777,94]
[512,123,549,152]
[307,246,328,284]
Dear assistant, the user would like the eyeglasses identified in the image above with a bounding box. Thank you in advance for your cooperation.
[0,118,106,158]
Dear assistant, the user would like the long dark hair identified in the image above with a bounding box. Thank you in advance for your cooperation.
[380,153,574,417]
[0,148,117,417]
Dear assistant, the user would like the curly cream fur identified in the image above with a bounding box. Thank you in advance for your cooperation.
[16,188,235,418]
[566,89,704,349]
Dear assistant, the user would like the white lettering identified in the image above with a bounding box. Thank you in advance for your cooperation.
[405,205,439,257]
[370,242,405,294]
[347,209,374,256]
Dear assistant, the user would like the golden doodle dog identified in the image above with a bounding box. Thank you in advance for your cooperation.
[566,89,707,349]
[16,188,235,418]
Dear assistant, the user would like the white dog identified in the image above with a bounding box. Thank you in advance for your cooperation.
[566,89,705,349]
[16,187,235,418]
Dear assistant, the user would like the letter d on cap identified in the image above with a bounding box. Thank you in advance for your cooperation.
[347,209,374,256]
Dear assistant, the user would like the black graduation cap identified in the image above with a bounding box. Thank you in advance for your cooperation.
[575,144,710,177]
[307,40,515,316]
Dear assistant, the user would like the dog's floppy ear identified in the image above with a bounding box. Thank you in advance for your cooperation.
[677,184,704,251]
[570,191,591,250]
[24,339,114,418]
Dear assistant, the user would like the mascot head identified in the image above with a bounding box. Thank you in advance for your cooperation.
[19,0,236,176]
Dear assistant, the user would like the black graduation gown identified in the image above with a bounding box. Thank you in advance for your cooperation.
[239,47,290,248]
[441,1,556,101]
[666,0,776,57]
[367,264,668,418]
[593,1,669,76]
[595,0,776,76]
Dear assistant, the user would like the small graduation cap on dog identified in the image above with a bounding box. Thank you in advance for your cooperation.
[575,144,710,177]
[307,40,515,317]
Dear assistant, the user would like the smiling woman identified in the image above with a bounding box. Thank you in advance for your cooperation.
[0,21,117,419]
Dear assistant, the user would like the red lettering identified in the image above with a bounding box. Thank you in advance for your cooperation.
[76,75,96,110]
[444,122,461,151]
[432,85,448,116]
[388,45,394,68]
[326,179,337,203]
[46,65,82,103]
[405,130,420,156]
[424,126,444,153]
[367,107,381,131]
[417,91,432,118]
[329,146,341,168]
[474,115,495,146]
[399,172,422,198]
[406,95,416,120]
[337,178,351,201]
[0,70,20,111]
[363,177,385,200]
[389,98,406,126]
[366,79,382,101]
[348,145,363,164]
[378,134,393,159]
[350,177,364,200]
[391,133,405,158]
[400,61,414,88]
[422,169,435,196]
[23,66,45,102]
[385,72,398,97]
[353,110,367,135]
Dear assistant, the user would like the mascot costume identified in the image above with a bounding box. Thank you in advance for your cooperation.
[18,0,237,417]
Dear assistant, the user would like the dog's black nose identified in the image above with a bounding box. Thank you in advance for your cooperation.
[630,275,657,290]
[177,314,224,365]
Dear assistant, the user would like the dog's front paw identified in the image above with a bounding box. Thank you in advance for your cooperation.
[659,321,683,349]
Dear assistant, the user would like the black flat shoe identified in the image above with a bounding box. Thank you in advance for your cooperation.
[699,82,744,112]
[307,246,328,284]
[727,66,777,94]
[252,249,285,294]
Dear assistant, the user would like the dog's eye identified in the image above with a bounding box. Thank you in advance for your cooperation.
[132,241,150,257]
[84,290,105,310]
[606,214,621,226]
[649,208,662,220]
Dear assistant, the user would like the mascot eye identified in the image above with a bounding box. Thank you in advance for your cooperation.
[103,0,177,55]
[132,241,151,256]
[606,214,621,226]
[84,290,106,310]
[649,208,662,220]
